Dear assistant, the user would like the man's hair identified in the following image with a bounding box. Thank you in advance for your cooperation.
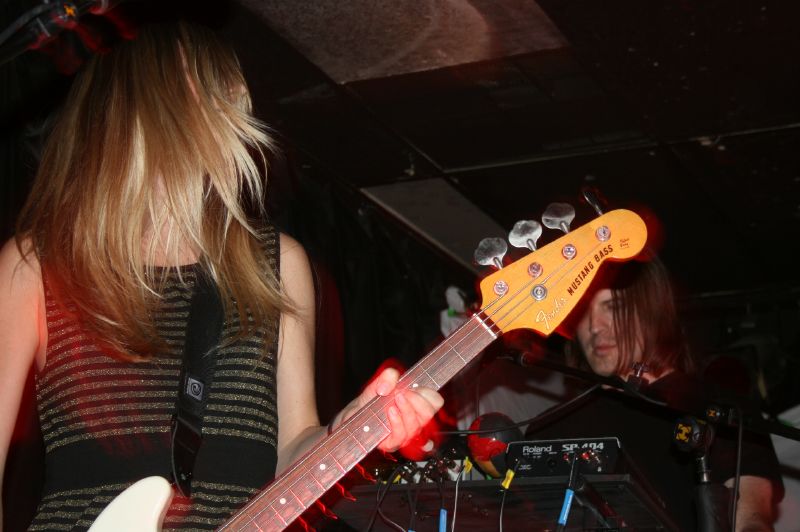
[16,21,285,359]
[568,254,694,377]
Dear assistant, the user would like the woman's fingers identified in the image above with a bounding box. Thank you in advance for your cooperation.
[378,388,444,452]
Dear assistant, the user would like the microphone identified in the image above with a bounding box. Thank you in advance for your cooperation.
[502,349,539,367]
[625,362,650,392]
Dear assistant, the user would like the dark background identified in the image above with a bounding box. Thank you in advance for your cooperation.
[2,1,799,529]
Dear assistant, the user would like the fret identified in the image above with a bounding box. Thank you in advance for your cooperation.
[419,365,440,388]
[229,519,264,532]
[426,349,470,385]
[340,417,385,459]
[368,406,390,432]
[404,367,436,390]
[407,323,493,390]
[329,433,370,471]
[343,424,368,453]
[444,337,468,364]
[270,489,304,525]
[225,507,272,532]
[347,404,390,446]
[236,501,284,530]
[308,453,347,488]
[422,349,459,386]
[285,469,327,505]
[223,496,281,530]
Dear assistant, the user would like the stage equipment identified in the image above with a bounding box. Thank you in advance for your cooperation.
[673,417,731,532]
[466,412,522,478]
[331,474,678,531]
[505,437,621,477]
[0,0,125,65]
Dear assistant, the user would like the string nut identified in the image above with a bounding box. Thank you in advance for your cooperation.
[562,244,577,260]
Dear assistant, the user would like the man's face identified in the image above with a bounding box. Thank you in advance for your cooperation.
[575,288,643,377]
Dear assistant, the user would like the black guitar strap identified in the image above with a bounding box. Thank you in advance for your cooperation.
[171,269,224,497]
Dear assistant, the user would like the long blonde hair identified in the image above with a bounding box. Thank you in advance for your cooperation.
[17,21,285,359]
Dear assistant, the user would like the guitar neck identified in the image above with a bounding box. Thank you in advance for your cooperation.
[219,312,499,531]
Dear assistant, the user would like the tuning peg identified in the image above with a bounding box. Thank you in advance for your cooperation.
[542,202,576,234]
[508,220,542,251]
[474,237,507,269]
[582,187,605,216]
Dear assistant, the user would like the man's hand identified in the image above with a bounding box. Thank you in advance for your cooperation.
[726,475,776,532]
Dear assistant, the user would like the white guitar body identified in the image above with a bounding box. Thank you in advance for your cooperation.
[88,476,173,532]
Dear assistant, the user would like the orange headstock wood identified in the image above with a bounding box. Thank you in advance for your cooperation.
[477,209,648,336]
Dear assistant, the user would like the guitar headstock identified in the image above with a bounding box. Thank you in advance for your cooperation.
[477,209,647,336]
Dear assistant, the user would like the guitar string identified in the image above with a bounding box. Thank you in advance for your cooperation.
[226,244,600,528]
[497,240,605,331]
[411,240,607,414]
[395,235,599,385]
[421,236,606,376]
[226,227,615,529]
[224,318,494,529]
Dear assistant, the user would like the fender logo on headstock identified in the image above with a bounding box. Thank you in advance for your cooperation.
[536,296,567,331]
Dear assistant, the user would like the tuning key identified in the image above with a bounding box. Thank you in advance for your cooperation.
[582,187,605,216]
[542,202,576,234]
[474,237,507,270]
[508,220,542,251]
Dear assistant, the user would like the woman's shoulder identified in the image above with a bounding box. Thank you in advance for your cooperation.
[278,233,311,274]
[0,236,41,287]
[0,236,46,367]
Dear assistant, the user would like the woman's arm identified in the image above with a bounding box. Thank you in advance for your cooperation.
[274,234,443,473]
[0,238,46,527]
[274,234,322,473]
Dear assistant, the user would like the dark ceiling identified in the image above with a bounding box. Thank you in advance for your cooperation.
[2,0,799,315]
[218,0,800,300]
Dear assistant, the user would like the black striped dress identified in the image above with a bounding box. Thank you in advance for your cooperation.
[29,232,280,531]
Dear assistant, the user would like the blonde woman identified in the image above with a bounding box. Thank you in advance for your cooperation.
[0,21,442,530]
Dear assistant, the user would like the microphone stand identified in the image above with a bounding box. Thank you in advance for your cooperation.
[516,353,800,443]
[674,417,731,532]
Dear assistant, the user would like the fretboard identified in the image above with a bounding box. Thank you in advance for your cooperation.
[218,312,499,531]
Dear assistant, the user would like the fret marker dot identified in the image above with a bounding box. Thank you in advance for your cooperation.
[363,425,370,432]
[412,383,419,388]
[319,463,326,470]
[279,497,286,505]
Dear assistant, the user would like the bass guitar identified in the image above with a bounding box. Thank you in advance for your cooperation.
[89,208,648,531]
